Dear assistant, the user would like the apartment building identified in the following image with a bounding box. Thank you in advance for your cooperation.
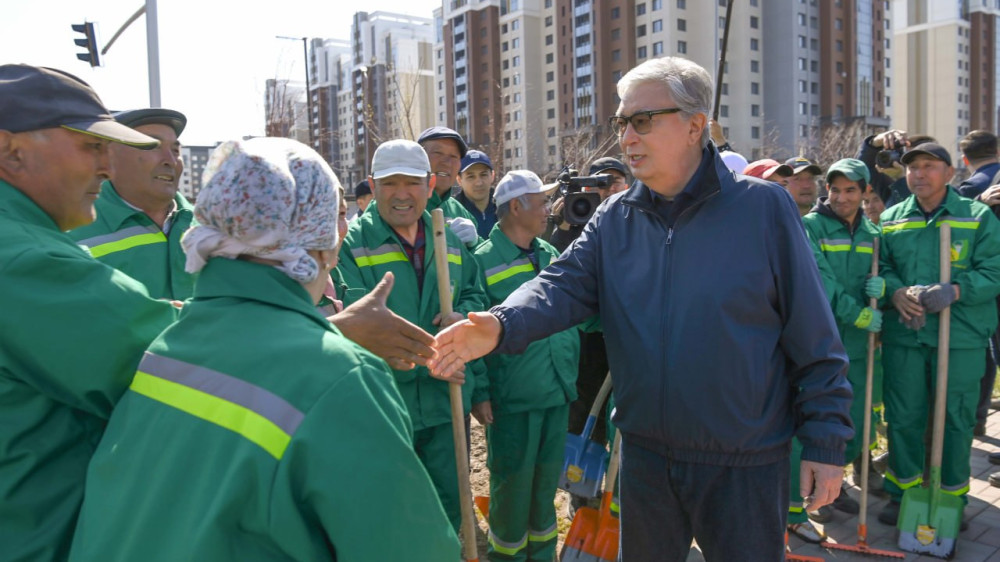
[179,145,216,202]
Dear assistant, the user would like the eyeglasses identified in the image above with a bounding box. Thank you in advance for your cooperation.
[609,107,683,136]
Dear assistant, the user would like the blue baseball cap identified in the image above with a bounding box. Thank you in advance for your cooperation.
[460,149,493,173]
[417,126,468,158]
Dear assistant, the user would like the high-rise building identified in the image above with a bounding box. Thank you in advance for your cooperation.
[309,38,352,173]
[264,79,309,144]
[969,1,1000,133]
[179,145,217,202]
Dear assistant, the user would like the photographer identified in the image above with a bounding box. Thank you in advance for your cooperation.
[856,130,937,209]
[548,157,629,253]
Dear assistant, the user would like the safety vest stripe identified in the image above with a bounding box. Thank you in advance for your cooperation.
[80,225,167,258]
[351,242,408,267]
[941,482,970,496]
[488,530,527,555]
[528,523,559,542]
[486,258,534,286]
[819,243,852,252]
[788,506,804,514]
[939,218,980,230]
[130,353,304,459]
[447,246,462,265]
[856,246,873,254]
[885,470,922,490]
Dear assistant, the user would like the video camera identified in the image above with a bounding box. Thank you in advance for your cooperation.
[875,148,903,169]
[556,168,613,226]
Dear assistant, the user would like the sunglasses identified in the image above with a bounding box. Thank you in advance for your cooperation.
[608,107,682,136]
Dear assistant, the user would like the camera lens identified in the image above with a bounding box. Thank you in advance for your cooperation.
[570,198,593,219]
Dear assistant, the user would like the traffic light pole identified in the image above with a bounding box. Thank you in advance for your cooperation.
[145,0,161,107]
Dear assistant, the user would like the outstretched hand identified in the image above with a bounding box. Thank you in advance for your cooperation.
[330,272,437,371]
[428,311,502,380]
[800,460,844,512]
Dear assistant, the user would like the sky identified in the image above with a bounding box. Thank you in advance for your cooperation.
[1,0,442,145]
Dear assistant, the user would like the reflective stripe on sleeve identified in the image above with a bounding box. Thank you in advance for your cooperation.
[939,217,980,230]
[818,238,852,252]
[351,244,408,267]
[78,225,167,258]
[129,352,304,460]
[881,218,927,233]
[447,246,462,265]
[485,258,534,286]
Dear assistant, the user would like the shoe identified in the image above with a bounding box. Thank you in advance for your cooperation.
[832,485,860,515]
[989,452,1000,466]
[990,471,1000,488]
[877,500,900,526]
[807,505,833,523]
[974,421,986,437]
[871,451,889,475]
[788,521,827,544]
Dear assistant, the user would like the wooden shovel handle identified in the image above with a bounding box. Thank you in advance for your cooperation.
[431,209,478,561]
[930,224,951,474]
[859,237,879,528]
[589,373,614,419]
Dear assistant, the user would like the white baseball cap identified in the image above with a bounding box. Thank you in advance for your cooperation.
[371,139,431,179]
[494,170,555,206]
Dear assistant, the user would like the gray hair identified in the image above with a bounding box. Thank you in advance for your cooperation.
[616,57,713,148]
[496,194,532,221]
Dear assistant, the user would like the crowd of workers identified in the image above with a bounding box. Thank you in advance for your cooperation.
[1,53,998,562]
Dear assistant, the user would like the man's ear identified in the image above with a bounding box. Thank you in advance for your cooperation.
[367,176,375,191]
[689,113,708,146]
[0,130,26,179]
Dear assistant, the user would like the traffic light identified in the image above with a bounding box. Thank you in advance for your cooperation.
[71,22,100,67]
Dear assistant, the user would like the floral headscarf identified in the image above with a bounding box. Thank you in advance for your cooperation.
[181,137,341,283]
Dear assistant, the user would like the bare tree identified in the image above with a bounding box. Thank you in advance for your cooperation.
[558,124,620,175]
[814,118,875,166]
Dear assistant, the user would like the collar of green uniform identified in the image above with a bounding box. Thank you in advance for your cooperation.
[429,188,454,209]
[487,223,544,264]
[895,185,960,218]
[99,181,194,230]
[0,179,62,231]
[193,257,331,330]
[812,196,865,232]
[356,202,436,250]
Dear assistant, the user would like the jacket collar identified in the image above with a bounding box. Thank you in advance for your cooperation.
[98,180,194,230]
[486,223,552,268]
[193,257,331,331]
[0,179,61,231]
[356,201,435,250]
[621,144,723,213]
[811,197,863,233]
[895,185,962,218]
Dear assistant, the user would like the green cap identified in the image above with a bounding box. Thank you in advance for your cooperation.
[825,158,870,185]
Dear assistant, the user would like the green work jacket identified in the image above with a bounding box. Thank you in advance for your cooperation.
[474,225,580,415]
[802,201,882,359]
[69,258,460,561]
[69,181,196,299]
[336,208,488,430]
[0,179,176,562]
[879,187,1000,349]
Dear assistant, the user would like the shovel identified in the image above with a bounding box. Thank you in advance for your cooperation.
[561,430,621,562]
[897,223,962,559]
[431,209,479,562]
[560,373,613,497]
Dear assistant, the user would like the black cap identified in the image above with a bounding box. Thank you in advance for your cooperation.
[900,142,953,167]
[588,156,628,177]
[354,179,371,198]
[0,64,159,148]
[114,108,187,137]
[417,126,468,158]
[784,156,823,175]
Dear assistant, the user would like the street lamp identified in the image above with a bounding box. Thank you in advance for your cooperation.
[276,35,314,145]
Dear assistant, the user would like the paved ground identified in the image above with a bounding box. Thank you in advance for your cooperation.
[684,408,1000,561]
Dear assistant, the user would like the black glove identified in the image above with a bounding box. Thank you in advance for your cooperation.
[915,283,957,314]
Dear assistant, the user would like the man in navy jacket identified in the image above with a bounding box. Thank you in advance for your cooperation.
[430,56,852,561]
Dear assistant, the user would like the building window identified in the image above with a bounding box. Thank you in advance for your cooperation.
[512,38,520,48]
[612,49,621,61]
[547,90,554,101]
[750,16,759,29]
[653,19,663,32]
[637,25,646,37]
[637,3,646,15]
[545,15,552,26]
[677,40,687,54]
[547,108,555,119]
[798,35,806,48]
[611,7,620,18]
[751,82,759,95]
[513,56,520,67]
[652,0,662,9]
[798,57,806,70]
[637,46,647,59]
[751,126,760,139]
[751,104,760,117]
[677,0,686,7]
[750,60,759,73]
[799,102,807,115]
[502,42,508,52]
[750,38,759,51]
[720,105,729,117]
[545,34,553,45]
[678,19,686,31]
[798,13,805,25]
[611,28,620,40]
[546,71,554,82]
[653,42,663,55]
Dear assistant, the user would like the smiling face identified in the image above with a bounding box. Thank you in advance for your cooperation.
[2,127,113,231]
[421,138,463,195]
[109,123,182,209]
[616,82,705,197]
[905,155,953,209]
[373,173,432,230]
[827,175,864,222]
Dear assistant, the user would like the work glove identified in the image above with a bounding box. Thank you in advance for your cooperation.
[854,307,883,333]
[912,283,957,314]
[864,275,886,299]
[446,217,479,247]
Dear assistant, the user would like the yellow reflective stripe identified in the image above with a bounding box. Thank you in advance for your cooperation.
[885,470,922,490]
[355,251,408,267]
[447,253,462,265]
[856,246,873,254]
[488,530,527,555]
[882,220,927,233]
[819,243,852,252]
[487,263,535,286]
[939,219,980,230]
[528,524,559,542]
[130,371,292,460]
[88,232,167,258]
[941,483,970,496]
[789,506,804,514]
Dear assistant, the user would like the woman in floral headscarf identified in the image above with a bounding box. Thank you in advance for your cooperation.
[69,137,460,562]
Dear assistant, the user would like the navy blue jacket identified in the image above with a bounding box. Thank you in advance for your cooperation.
[455,190,498,240]
[957,162,1000,199]
[492,146,853,467]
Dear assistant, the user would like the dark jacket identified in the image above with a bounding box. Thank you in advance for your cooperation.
[856,134,909,208]
[957,161,1000,199]
[492,146,853,467]
[455,190,498,240]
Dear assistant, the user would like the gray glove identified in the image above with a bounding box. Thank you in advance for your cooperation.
[446,217,479,247]
[901,314,926,331]
[914,283,957,314]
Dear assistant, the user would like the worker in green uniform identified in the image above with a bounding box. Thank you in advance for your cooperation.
[802,158,886,502]
[472,170,575,561]
[0,64,178,561]
[70,137,459,561]
[337,139,488,532]
[69,108,196,299]
[417,126,480,246]
[876,143,1000,526]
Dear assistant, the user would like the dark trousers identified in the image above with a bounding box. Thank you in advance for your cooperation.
[976,329,1000,425]
[619,436,788,562]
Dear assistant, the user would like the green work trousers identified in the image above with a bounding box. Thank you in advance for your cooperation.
[844,356,880,463]
[882,345,983,501]
[788,438,807,525]
[485,404,568,561]
[414,422,462,533]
